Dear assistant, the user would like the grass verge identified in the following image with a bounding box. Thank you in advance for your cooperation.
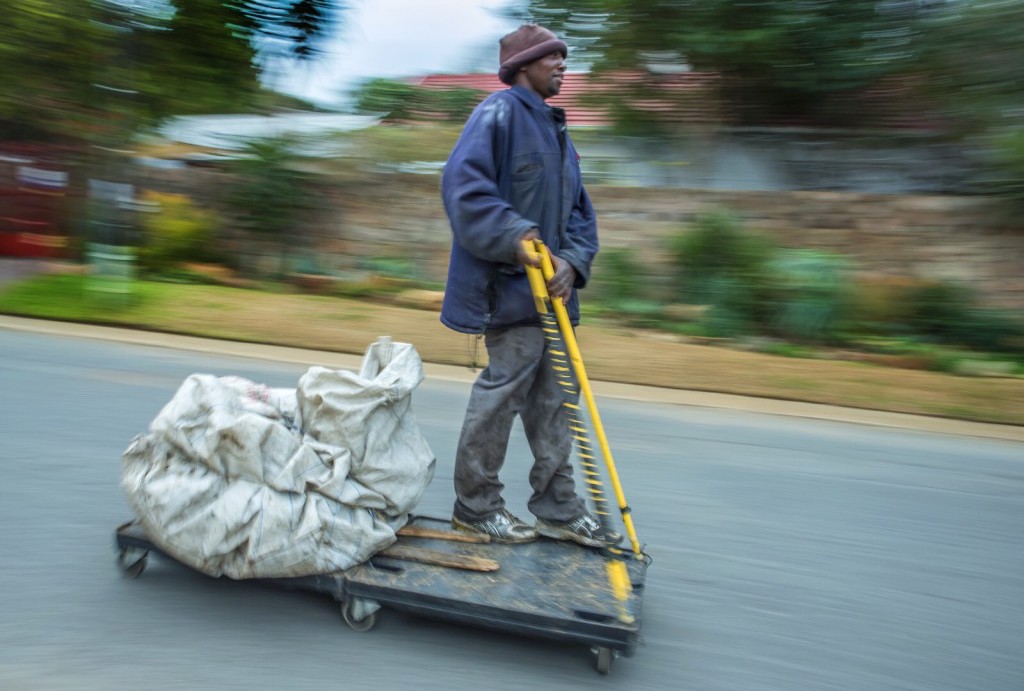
[2,273,1022,426]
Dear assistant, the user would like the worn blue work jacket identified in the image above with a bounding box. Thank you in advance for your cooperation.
[440,85,599,334]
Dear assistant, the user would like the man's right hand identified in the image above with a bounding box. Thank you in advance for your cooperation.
[515,228,542,267]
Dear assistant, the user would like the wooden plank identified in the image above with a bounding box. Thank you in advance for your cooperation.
[397,524,491,544]
[377,545,499,572]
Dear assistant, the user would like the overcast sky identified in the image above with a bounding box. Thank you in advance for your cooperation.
[271,0,519,107]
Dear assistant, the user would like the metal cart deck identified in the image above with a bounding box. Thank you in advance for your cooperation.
[115,515,649,674]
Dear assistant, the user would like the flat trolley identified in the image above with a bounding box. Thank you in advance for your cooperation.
[116,239,653,674]
[115,515,649,674]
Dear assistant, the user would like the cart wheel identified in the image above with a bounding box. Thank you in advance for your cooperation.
[340,600,378,632]
[594,647,614,675]
[117,547,148,579]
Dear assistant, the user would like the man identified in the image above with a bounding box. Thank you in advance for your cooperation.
[439,24,616,548]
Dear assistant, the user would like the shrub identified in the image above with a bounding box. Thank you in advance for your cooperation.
[768,249,851,343]
[847,275,921,334]
[905,280,973,339]
[905,279,1024,353]
[224,137,321,277]
[986,129,1024,209]
[137,191,218,276]
[668,211,779,337]
[592,247,643,306]
[668,211,776,305]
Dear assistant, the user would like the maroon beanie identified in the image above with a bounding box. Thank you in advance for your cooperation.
[498,24,568,86]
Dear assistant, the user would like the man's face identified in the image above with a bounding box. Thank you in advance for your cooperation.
[521,51,566,99]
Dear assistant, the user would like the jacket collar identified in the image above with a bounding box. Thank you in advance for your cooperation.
[508,85,567,124]
[508,84,548,110]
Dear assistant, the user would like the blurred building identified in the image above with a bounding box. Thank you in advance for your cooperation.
[408,72,968,194]
[0,144,72,259]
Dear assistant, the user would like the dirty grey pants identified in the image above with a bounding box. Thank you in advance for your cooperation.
[453,325,586,523]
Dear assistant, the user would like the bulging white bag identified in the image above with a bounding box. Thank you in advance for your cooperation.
[122,338,436,579]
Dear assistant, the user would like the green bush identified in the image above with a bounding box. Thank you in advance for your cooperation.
[955,308,1024,354]
[137,191,218,276]
[987,129,1024,208]
[768,249,851,343]
[847,275,921,335]
[590,247,674,327]
[224,137,322,277]
[905,280,1023,354]
[701,277,763,338]
[592,247,643,305]
[668,211,778,337]
[668,211,776,305]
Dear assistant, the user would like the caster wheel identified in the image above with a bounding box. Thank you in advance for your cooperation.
[594,647,614,675]
[117,547,148,579]
[340,600,378,632]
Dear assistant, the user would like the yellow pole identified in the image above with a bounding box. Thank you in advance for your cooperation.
[522,240,643,558]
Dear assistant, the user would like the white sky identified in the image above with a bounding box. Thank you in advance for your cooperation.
[271,0,519,107]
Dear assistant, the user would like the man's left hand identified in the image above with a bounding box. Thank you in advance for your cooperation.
[547,254,576,301]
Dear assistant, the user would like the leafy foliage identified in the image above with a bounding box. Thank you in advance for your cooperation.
[353,79,485,122]
[0,1,107,140]
[223,137,322,275]
[910,1,1024,208]
[0,1,347,141]
[514,0,933,125]
[905,280,1024,354]
[137,191,220,275]
[768,249,851,343]
[239,0,339,59]
[912,0,1024,136]
[668,211,775,305]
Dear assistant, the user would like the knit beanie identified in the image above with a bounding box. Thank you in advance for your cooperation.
[498,24,568,86]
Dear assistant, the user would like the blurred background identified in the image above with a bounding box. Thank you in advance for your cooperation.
[3,6,1023,689]
[0,0,1022,393]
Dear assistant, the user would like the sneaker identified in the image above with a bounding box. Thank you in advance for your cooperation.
[452,509,538,544]
[536,513,623,548]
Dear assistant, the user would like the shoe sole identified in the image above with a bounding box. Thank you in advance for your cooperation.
[451,519,538,544]
[535,523,605,548]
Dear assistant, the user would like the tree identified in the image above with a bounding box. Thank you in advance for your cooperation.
[0,0,344,140]
[513,0,932,125]
[0,1,108,140]
[353,79,485,122]
[0,1,346,267]
[223,136,321,277]
[913,1,1024,195]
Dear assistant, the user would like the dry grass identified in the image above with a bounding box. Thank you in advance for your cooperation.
[120,285,1024,427]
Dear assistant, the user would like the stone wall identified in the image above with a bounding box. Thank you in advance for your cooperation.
[578,130,973,194]
[315,174,1023,310]
[136,167,1024,310]
[594,187,1024,309]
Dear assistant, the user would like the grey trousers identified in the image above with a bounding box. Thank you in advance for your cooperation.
[453,325,586,523]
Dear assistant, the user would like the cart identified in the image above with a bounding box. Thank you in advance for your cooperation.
[115,241,653,674]
[115,514,649,674]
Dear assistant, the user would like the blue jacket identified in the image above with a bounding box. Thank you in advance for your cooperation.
[440,85,599,334]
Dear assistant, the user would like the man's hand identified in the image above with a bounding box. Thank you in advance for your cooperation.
[515,228,542,267]
[547,254,576,301]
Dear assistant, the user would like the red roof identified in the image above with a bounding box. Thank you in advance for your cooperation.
[409,71,930,131]
[410,72,704,127]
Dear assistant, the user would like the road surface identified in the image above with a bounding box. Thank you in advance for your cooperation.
[1,328,1022,691]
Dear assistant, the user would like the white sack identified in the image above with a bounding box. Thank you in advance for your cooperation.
[121,338,436,579]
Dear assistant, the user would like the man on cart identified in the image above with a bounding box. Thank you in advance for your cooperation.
[440,23,618,548]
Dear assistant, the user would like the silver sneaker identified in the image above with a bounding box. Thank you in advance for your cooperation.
[452,509,538,544]
[536,513,623,548]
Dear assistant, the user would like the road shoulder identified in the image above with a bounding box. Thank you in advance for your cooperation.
[4,314,1021,443]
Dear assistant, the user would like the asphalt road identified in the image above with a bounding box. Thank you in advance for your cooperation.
[1,328,1022,691]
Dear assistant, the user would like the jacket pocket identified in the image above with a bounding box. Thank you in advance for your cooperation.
[512,152,544,181]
